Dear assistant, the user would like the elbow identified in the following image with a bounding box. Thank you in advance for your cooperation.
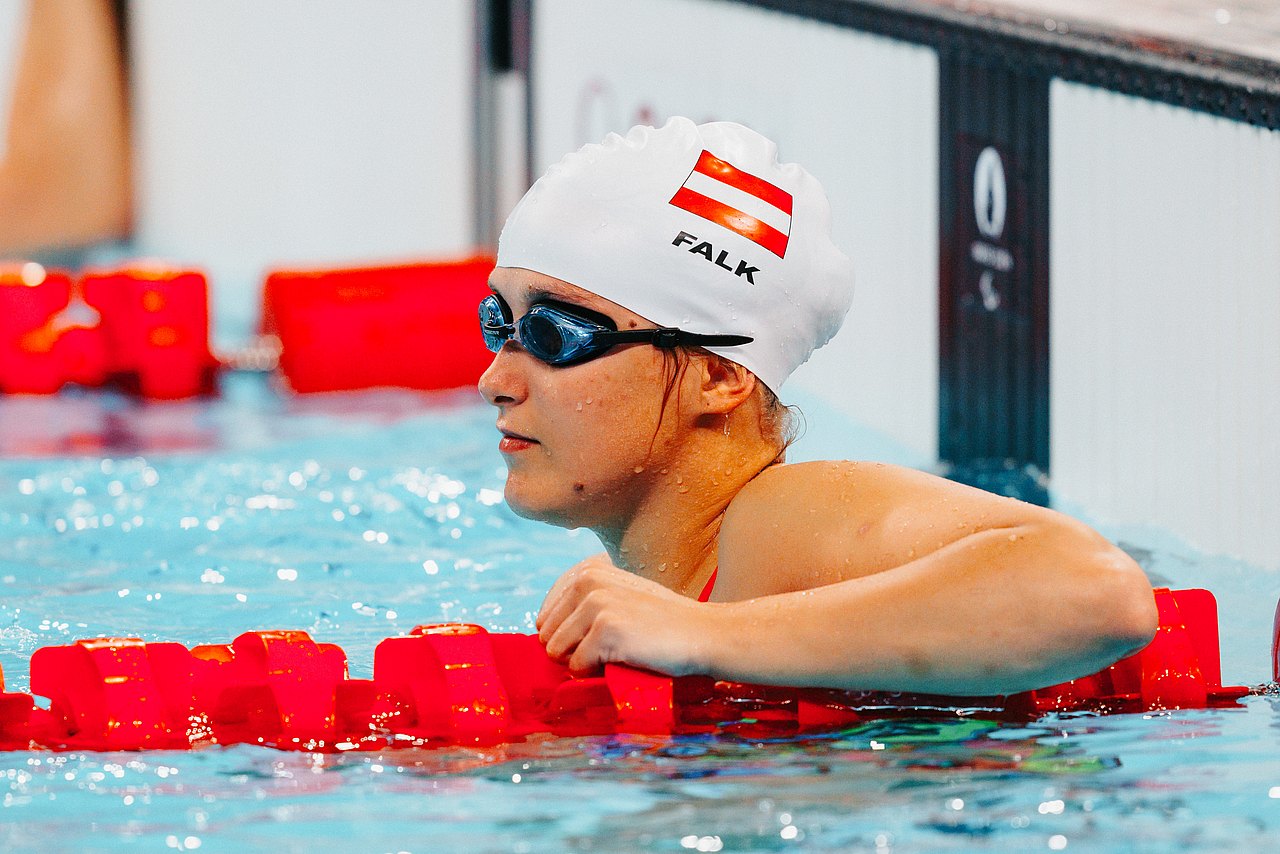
[1080,543,1159,666]
[1004,530,1158,693]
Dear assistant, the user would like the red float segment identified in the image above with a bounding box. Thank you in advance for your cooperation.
[1137,589,1210,710]
[373,624,511,745]
[81,265,217,399]
[191,631,348,748]
[489,633,573,735]
[543,677,620,735]
[1171,588,1223,687]
[261,256,496,393]
[606,664,676,734]
[30,638,196,750]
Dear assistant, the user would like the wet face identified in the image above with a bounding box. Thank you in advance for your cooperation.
[477,267,683,528]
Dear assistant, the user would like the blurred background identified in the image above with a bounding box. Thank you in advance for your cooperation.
[1,0,1278,568]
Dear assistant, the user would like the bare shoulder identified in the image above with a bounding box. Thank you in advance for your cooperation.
[714,460,1089,601]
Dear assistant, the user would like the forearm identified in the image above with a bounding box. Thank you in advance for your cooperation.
[700,525,1158,696]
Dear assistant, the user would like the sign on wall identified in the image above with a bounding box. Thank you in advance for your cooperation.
[939,60,1050,489]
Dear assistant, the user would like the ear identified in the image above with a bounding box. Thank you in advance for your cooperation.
[697,355,757,416]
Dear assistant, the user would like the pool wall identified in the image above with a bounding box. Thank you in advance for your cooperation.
[111,1,1280,567]
[125,0,479,330]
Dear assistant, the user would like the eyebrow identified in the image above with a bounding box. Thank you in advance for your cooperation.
[528,287,583,306]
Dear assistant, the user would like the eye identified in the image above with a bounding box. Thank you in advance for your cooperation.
[481,293,512,325]
[522,312,566,357]
[535,298,618,331]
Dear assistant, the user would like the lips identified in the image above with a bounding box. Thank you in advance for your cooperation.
[497,425,538,453]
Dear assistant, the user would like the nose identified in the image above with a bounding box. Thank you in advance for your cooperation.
[477,344,530,407]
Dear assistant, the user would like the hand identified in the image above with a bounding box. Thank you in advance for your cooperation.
[536,553,720,677]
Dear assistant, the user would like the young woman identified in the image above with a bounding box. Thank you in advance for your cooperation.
[479,117,1156,697]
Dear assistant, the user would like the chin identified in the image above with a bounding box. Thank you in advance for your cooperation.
[502,483,582,529]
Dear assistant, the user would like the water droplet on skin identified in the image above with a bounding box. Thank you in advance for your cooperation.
[633,466,645,474]
[658,563,667,572]
[678,486,690,494]
[660,468,669,475]
[675,475,684,485]
[576,402,583,411]
[585,397,593,405]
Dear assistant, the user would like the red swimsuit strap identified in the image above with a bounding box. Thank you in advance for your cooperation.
[697,567,718,603]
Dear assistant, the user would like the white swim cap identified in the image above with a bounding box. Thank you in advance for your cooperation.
[496,117,854,393]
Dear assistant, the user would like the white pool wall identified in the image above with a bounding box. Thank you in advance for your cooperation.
[1049,81,1280,566]
[127,0,478,336]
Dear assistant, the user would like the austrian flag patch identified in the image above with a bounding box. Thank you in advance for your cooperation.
[669,150,793,258]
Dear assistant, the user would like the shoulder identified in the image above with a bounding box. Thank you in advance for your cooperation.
[727,459,1056,527]
[713,460,1061,600]
[714,461,889,599]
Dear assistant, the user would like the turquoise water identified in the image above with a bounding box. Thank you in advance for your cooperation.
[1,374,1278,852]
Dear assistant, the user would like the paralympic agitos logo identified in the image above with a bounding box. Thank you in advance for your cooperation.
[667,149,793,283]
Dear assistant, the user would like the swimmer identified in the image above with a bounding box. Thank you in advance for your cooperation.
[479,117,1157,696]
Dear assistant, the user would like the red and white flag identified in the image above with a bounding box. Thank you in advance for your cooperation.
[669,150,793,258]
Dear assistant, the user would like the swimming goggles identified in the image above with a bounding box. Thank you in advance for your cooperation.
[478,294,753,366]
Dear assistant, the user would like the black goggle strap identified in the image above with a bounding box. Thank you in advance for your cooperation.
[600,328,754,349]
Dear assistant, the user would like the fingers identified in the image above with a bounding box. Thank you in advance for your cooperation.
[536,578,573,640]
[536,553,611,632]
[542,588,596,660]
[567,623,608,677]
[544,589,617,676]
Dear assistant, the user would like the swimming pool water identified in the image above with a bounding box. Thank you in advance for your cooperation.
[1,374,1278,852]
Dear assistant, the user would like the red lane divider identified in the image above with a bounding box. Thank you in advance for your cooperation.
[0,263,215,399]
[261,256,495,393]
[0,588,1252,753]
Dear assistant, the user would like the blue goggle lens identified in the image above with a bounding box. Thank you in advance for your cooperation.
[478,294,608,365]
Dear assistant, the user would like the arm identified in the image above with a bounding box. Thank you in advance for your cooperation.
[0,0,131,255]
[538,462,1158,696]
